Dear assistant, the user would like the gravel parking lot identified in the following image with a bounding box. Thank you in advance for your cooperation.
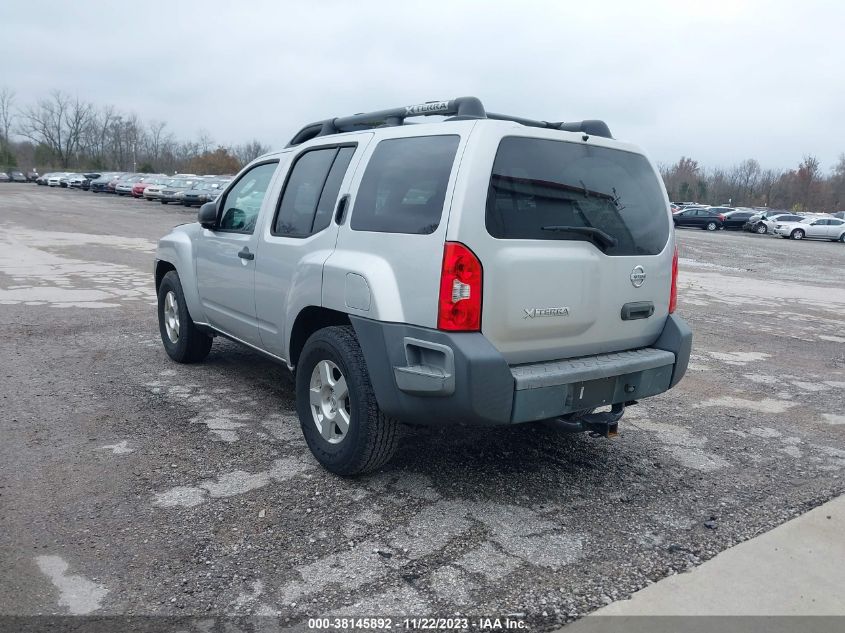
[1,184,844,630]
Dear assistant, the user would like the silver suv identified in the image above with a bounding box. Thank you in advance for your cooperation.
[154,97,692,475]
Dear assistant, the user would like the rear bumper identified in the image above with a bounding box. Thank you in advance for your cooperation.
[350,314,692,426]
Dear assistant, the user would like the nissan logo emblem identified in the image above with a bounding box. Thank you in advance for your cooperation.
[630,266,646,288]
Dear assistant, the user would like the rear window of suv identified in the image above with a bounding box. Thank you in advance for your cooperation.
[351,135,460,235]
[486,137,670,256]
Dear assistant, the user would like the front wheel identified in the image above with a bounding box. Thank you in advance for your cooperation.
[791,229,804,240]
[755,223,767,234]
[157,271,212,363]
[296,326,398,476]
[839,234,845,243]
[705,221,718,231]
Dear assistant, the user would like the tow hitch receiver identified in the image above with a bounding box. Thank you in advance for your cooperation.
[555,403,625,437]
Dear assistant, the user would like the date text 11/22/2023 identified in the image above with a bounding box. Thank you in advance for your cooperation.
[307,616,528,630]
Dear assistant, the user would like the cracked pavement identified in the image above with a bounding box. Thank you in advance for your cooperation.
[1,184,843,629]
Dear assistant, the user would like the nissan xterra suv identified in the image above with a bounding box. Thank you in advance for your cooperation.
[155,97,692,475]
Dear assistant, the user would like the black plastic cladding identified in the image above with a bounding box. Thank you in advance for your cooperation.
[285,97,613,147]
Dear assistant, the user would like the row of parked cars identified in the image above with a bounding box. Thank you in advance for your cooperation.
[670,202,845,243]
[1,169,39,182]
[32,171,232,207]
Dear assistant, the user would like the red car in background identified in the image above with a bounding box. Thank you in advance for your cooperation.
[132,175,167,198]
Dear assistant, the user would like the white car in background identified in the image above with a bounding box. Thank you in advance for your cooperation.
[774,216,845,241]
[47,173,68,186]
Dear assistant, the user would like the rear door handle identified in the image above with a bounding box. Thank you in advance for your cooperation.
[238,247,255,261]
[335,194,350,225]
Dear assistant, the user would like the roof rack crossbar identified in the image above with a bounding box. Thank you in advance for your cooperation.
[286,97,612,146]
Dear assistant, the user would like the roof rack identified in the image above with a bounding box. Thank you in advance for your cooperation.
[286,96,612,146]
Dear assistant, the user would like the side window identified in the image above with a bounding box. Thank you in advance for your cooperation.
[351,135,460,235]
[273,146,355,237]
[312,146,356,234]
[218,162,278,233]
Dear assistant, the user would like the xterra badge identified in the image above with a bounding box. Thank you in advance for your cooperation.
[523,307,570,319]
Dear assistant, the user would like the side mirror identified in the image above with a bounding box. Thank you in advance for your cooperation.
[198,202,218,229]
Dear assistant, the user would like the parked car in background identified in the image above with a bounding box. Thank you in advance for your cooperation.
[180,179,229,207]
[159,178,199,204]
[143,178,174,201]
[672,206,727,231]
[66,173,90,189]
[89,173,121,193]
[720,209,755,230]
[744,213,804,234]
[115,175,147,195]
[131,174,167,198]
[0,172,10,182]
[774,217,845,241]
[108,173,139,194]
[26,170,39,182]
[832,211,845,220]
[9,171,27,182]
[47,173,68,187]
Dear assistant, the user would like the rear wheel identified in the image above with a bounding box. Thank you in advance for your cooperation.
[791,229,804,240]
[840,234,845,243]
[157,271,212,363]
[705,221,718,231]
[296,326,398,476]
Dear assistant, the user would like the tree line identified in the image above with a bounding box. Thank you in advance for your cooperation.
[0,87,270,175]
[660,155,844,212]
[2,86,843,211]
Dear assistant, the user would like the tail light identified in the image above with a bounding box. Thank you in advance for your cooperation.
[669,245,679,314]
[438,242,483,331]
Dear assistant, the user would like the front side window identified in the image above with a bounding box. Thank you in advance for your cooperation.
[486,136,670,255]
[218,162,278,233]
[351,135,460,235]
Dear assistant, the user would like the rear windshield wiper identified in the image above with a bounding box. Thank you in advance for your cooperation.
[540,225,618,250]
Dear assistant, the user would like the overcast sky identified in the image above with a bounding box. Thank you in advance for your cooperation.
[1,0,842,171]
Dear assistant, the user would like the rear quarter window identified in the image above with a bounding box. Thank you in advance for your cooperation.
[486,137,670,256]
[351,135,460,235]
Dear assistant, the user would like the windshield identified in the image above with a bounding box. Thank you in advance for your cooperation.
[486,137,670,255]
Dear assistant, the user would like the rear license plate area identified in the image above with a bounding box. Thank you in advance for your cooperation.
[568,377,616,409]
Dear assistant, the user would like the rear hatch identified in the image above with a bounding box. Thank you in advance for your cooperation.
[465,134,673,365]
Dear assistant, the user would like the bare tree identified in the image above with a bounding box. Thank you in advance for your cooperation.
[0,87,15,146]
[146,120,168,164]
[732,158,761,205]
[796,155,821,211]
[18,91,93,167]
[197,129,214,155]
[233,139,271,165]
[82,104,117,167]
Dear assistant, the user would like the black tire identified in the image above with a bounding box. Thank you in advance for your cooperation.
[791,229,804,240]
[296,326,398,476]
[839,234,845,243]
[705,221,718,231]
[157,271,212,363]
[755,223,767,234]
[161,200,168,205]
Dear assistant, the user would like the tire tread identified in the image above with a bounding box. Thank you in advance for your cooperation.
[298,326,398,475]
